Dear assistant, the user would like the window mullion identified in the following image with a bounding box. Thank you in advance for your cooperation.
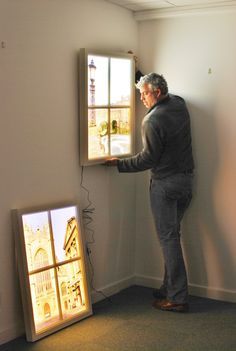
[48,211,63,321]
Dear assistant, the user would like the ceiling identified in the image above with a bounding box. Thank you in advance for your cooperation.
[105,0,236,18]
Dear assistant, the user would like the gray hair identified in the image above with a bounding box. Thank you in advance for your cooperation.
[135,73,168,95]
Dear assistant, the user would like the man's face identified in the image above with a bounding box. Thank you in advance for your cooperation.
[140,84,160,109]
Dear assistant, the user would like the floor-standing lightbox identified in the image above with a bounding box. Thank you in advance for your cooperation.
[12,203,92,342]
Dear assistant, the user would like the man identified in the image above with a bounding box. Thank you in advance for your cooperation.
[106,73,194,312]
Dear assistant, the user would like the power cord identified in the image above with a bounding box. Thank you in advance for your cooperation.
[80,166,112,303]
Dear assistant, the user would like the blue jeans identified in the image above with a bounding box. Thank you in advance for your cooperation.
[150,173,193,304]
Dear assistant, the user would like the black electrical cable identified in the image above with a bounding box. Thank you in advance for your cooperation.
[80,166,112,303]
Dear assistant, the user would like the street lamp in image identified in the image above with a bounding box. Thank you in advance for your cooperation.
[88,59,96,126]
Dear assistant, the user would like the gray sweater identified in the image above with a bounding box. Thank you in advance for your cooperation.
[117,94,194,179]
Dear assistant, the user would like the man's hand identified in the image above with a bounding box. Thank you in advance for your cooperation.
[104,158,119,166]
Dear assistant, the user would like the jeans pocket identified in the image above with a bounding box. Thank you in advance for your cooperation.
[162,174,193,201]
[165,188,186,200]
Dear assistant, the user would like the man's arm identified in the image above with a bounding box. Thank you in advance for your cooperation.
[105,158,118,166]
[105,119,164,172]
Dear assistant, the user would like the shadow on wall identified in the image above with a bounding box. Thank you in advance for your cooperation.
[182,102,235,296]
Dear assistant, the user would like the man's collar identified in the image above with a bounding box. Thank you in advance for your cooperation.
[147,94,170,113]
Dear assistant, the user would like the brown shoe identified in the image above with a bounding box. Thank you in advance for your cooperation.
[152,299,189,313]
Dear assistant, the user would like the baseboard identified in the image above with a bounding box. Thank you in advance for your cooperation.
[134,274,163,289]
[0,322,24,346]
[134,274,236,303]
[91,275,136,304]
[188,283,236,303]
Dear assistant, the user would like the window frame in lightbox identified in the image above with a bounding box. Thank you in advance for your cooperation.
[12,202,92,342]
[79,48,135,166]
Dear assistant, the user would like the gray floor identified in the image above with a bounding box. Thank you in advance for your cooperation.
[1,286,236,351]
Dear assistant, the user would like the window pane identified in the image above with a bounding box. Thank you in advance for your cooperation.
[88,109,109,159]
[22,212,53,272]
[50,206,80,263]
[88,55,108,106]
[110,108,131,156]
[58,260,87,319]
[110,58,131,106]
[29,269,60,332]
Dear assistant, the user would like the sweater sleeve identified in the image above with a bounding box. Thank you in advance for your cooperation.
[117,119,164,173]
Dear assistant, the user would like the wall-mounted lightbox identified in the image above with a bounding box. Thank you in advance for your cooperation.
[12,203,92,342]
[79,48,135,166]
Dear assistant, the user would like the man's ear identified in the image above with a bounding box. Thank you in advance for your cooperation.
[156,88,162,98]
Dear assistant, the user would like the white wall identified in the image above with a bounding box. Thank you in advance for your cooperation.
[1,0,236,345]
[0,0,138,344]
[135,13,236,302]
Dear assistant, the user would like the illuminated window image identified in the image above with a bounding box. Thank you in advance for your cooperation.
[110,108,131,156]
[80,49,135,165]
[110,57,131,106]
[50,207,81,262]
[13,204,92,342]
[88,109,109,159]
[88,56,108,107]
[23,211,54,271]
[29,269,60,332]
[57,260,87,319]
